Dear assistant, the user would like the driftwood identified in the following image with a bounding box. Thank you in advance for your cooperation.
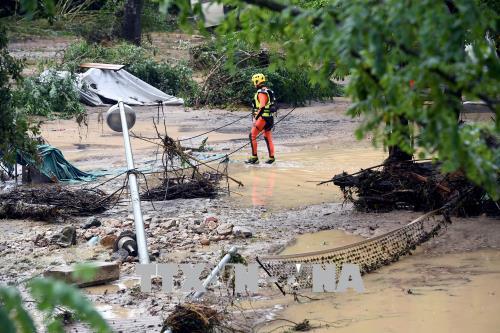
[0,202,59,221]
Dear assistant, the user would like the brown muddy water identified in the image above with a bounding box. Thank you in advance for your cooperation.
[252,248,500,333]
[229,147,386,209]
[279,230,366,255]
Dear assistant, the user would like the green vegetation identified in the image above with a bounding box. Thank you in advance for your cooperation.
[170,0,500,199]
[0,264,110,333]
[15,70,85,119]
[189,39,342,107]
[0,25,37,165]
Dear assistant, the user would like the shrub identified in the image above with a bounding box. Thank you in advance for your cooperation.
[128,59,199,105]
[15,70,85,119]
[190,40,343,107]
[0,25,37,166]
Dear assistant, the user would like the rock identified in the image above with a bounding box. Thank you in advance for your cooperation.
[50,226,76,248]
[216,223,233,236]
[164,219,177,229]
[205,221,217,230]
[44,262,119,287]
[233,226,253,238]
[204,217,219,230]
[82,217,101,229]
[193,219,202,225]
[200,238,210,246]
[111,248,129,262]
[105,219,121,228]
[34,233,49,247]
[100,234,117,248]
[204,216,218,224]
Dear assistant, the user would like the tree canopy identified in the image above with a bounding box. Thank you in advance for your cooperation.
[168,0,499,198]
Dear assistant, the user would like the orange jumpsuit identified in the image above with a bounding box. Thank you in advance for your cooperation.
[250,91,275,158]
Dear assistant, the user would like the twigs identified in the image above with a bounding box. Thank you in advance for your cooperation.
[0,186,112,219]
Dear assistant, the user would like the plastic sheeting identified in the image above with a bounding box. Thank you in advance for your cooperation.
[80,68,184,106]
[17,144,95,182]
[41,69,184,107]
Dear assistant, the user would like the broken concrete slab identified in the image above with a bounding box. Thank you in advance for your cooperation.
[44,262,119,287]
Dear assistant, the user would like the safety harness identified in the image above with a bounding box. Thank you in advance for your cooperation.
[253,87,277,118]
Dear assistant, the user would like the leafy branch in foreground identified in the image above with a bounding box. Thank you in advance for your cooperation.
[0,264,111,333]
[165,0,500,198]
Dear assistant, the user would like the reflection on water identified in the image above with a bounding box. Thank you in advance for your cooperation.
[230,147,386,209]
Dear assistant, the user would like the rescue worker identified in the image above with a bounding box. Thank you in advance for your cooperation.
[246,73,276,164]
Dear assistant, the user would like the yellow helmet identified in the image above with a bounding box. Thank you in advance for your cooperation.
[252,73,266,87]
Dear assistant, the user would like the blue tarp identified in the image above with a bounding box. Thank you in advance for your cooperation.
[17,144,95,182]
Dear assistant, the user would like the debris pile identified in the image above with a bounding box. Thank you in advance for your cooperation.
[0,186,111,220]
[330,161,498,216]
[140,124,227,201]
[162,303,221,333]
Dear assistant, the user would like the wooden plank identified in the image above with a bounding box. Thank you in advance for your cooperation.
[80,63,125,71]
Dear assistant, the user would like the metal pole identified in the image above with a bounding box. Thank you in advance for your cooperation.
[118,100,150,264]
[192,246,238,299]
[163,247,238,333]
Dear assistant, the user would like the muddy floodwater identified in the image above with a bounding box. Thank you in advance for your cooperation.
[257,248,500,333]
[229,148,386,209]
[279,229,366,255]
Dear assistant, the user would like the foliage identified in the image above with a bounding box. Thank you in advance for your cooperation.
[61,40,153,71]
[128,59,199,103]
[15,70,85,119]
[190,39,342,107]
[167,0,500,199]
[0,24,38,166]
[61,40,199,104]
[0,264,111,333]
[142,0,178,32]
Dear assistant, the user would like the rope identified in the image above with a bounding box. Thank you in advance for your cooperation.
[131,107,298,173]
[178,112,252,142]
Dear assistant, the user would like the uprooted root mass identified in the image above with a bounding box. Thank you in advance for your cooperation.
[331,161,498,216]
[162,303,221,333]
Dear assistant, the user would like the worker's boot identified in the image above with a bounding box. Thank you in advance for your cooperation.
[245,156,259,164]
[265,157,275,164]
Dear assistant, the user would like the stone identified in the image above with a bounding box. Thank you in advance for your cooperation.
[50,226,76,248]
[200,238,210,246]
[216,223,233,236]
[82,217,101,229]
[44,262,119,287]
[204,216,218,224]
[111,248,129,262]
[100,234,117,248]
[233,226,253,238]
